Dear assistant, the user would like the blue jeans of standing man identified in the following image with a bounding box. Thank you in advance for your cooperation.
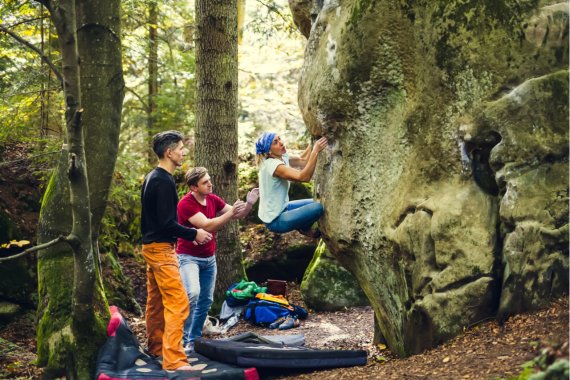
[266,199,324,233]
[177,254,217,346]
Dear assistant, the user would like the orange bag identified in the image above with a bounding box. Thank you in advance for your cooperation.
[255,293,291,308]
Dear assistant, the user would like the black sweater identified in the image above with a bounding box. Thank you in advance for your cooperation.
[141,167,197,244]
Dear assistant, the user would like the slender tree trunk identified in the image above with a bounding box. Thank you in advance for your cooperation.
[40,4,47,138]
[237,0,246,45]
[195,0,243,309]
[36,0,123,377]
[76,0,124,243]
[148,0,158,163]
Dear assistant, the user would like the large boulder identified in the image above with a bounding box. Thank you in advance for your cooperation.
[0,302,22,326]
[301,240,369,311]
[294,0,569,356]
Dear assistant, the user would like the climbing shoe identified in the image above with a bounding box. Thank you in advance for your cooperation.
[269,316,286,329]
[278,315,300,330]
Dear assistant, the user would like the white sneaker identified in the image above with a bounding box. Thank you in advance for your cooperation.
[184,342,194,354]
[202,316,222,336]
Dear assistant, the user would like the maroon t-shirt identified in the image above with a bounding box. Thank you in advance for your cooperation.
[176,192,226,257]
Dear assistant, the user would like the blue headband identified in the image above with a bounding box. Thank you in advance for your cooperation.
[255,132,277,155]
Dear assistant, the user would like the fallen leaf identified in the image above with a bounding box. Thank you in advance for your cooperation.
[443,357,450,363]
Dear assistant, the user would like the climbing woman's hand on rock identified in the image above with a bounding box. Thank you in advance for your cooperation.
[312,137,328,155]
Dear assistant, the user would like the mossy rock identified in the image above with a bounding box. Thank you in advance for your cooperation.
[0,302,22,326]
[301,240,369,311]
[297,0,568,357]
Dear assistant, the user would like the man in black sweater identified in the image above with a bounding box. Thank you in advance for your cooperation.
[141,130,212,371]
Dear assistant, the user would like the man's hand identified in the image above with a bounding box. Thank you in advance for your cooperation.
[232,200,247,217]
[246,188,259,205]
[193,228,212,245]
[233,189,258,219]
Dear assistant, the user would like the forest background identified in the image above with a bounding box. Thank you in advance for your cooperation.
[0,0,316,377]
[0,0,568,379]
[0,0,306,251]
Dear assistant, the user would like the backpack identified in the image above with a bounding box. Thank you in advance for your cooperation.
[244,299,308,326]
[244,299,293,325]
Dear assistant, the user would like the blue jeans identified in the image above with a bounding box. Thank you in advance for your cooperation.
[177,254,217,345]
[266,199,324,233]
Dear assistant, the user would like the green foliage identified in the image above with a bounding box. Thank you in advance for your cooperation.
[497,350,570,380]
[99,157,146,257]
[100,251,141,314]
[244,0,297,39]
[0,3,64,148]
[238,159,258,197]
[121,0,197,140]
[503,367,535,380]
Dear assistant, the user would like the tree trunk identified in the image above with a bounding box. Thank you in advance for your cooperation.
[36,0,123,377]
[39,4,48,138]
[237,0,245,45]
[195,0,242,310]
[147,0,158,163]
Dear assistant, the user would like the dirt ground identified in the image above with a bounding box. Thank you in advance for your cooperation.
[1,283,568,379]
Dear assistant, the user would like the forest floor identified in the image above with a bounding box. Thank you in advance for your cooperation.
[0,273,568,379]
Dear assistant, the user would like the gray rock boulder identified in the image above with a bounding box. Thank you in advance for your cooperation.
[293,0,569,356]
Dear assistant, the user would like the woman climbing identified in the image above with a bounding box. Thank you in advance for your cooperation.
[255,131,328,237]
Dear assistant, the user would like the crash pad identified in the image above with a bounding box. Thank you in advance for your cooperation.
[194,336,367,369]
[96,306,258,380]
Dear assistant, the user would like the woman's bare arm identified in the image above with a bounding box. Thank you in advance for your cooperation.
[274,137,327,182]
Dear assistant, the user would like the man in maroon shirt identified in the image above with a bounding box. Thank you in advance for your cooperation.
[177,167,258,351]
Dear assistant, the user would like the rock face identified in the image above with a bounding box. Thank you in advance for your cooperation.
[294,0,568,356]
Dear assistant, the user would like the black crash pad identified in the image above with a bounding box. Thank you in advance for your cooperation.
[225,331,305,346]
[96,306,258,380]
[194,336,367,369]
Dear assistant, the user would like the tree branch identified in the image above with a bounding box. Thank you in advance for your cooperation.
[0,24,64,86]
[255,0,290,25]
[0,150,60,168]
[125,86,149,109]
[9,16,49,29]
[0,236,69,263]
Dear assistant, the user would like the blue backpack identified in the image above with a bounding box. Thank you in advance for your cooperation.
[244,299,308,325]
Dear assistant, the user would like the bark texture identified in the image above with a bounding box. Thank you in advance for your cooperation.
[195,0,243,309]
[36,0,124,377]
[295,0,568,357]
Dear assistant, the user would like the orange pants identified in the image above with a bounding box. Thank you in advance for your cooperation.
[142,242,189,370]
